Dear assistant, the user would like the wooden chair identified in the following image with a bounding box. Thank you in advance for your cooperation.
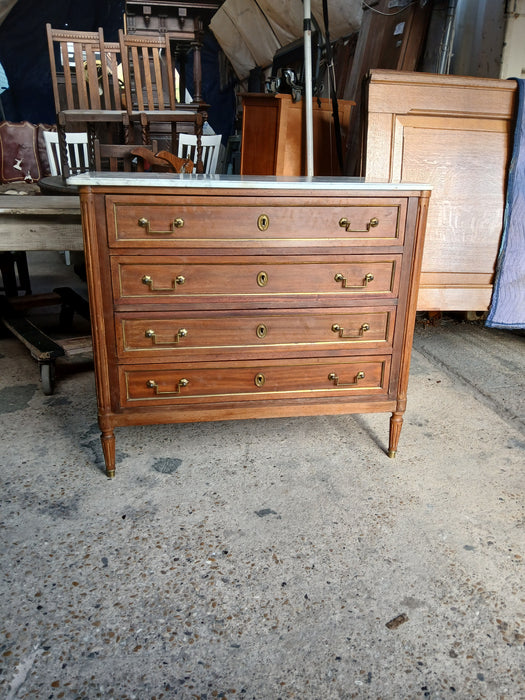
[94,140,193,173]
[94,139,158,172]
[177,133,221,174]
[46,24,128,177]
[43,130,89,176]
[43,130,89,265]
[118,30,204,171]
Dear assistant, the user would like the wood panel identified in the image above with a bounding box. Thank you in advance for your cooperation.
[240,94,354,177]
[364,69,517,311]
[0,195,83,251]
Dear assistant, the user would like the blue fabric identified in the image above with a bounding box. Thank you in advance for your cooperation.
[486,78,525,329]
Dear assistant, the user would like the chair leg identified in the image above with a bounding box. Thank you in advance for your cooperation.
[140,113,149,145]
[0,252,31,296]
[87,124,97,171]
[57,121,70,179]
[13,252,32,294]
[195,114,204,174]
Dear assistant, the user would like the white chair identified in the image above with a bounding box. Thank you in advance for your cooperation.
[43,130,89,264]
[177,133,221,174]
[43,130,89,177]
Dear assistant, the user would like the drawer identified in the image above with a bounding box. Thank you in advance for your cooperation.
[111,255,401,306]
[116,308,396,360]
[119,356,392,407]
[105,195,406,249]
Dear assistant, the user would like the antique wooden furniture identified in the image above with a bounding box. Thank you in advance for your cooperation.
[0,194,82,252]
[93,140,158,172]
[118,29,204,170]
[46,25,128,177]
[177,133,221,173]
[43,131,89,177]
[70,173,430,477]
[342,0,433,176]
[124,0,221,103]
[364,69,518,311]
[0,193,87,393]
[43,131,88,264]
[240,94,354,176]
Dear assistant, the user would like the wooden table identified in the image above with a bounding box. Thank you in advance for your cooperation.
[0,194,82,252]
[0,191,87,395]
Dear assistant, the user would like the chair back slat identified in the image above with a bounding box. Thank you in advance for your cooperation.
[60,41,75,109]
[119,30,176,113]
[101,42,123,111]
[46,24,118,113]
[133,46,145,111]
[151,48,164,110]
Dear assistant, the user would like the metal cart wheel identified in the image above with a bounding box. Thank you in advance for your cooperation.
[39,362,56,395]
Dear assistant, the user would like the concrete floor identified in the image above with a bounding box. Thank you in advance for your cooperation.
[1,252,524,699]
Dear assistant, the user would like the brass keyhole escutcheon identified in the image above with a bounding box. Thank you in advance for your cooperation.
[254,373,266,387]
[257,271,269,287]
[257,214,270,231]
[256,323,268,339]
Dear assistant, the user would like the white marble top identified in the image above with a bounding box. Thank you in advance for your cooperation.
[67,172,432,191]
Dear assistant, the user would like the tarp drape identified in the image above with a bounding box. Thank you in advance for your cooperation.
[210,0,362,80]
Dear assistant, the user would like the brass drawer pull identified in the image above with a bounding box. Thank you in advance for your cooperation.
[254,373,266,387]
[145,328,188,345]
[331,322,370,338]
[146,378,189,395]
[141,274,185,291]
[338,216,379,232]
[328,371,365,387]
[138,216,184,234]
[334,272,374,289]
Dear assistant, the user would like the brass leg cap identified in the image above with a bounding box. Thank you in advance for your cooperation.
[106,469,116,479]
[387,449,396,458]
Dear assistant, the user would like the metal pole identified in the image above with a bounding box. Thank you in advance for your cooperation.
[437,0,458,74]
[303,0,314,176]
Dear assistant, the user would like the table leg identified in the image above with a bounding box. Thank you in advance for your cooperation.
[101,429,116,478]
[388,411,404,458]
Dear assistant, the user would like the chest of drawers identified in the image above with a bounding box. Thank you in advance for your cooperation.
[72,174,430,477]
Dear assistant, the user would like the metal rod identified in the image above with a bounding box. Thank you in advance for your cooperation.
[303,0,314,176]
[437,0,458,74]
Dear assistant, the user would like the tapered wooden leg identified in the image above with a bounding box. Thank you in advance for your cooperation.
[388,411,404,458]
[101,430,116,478]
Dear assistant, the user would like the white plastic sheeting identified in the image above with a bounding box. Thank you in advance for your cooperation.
[210,0,362,80]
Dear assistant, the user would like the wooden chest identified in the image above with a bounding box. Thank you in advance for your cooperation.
[73,174,430,477]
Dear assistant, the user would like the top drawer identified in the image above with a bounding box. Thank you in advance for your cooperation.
[105,194,406,250]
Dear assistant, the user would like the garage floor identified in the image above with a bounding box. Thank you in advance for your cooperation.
[1,252,524,699]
